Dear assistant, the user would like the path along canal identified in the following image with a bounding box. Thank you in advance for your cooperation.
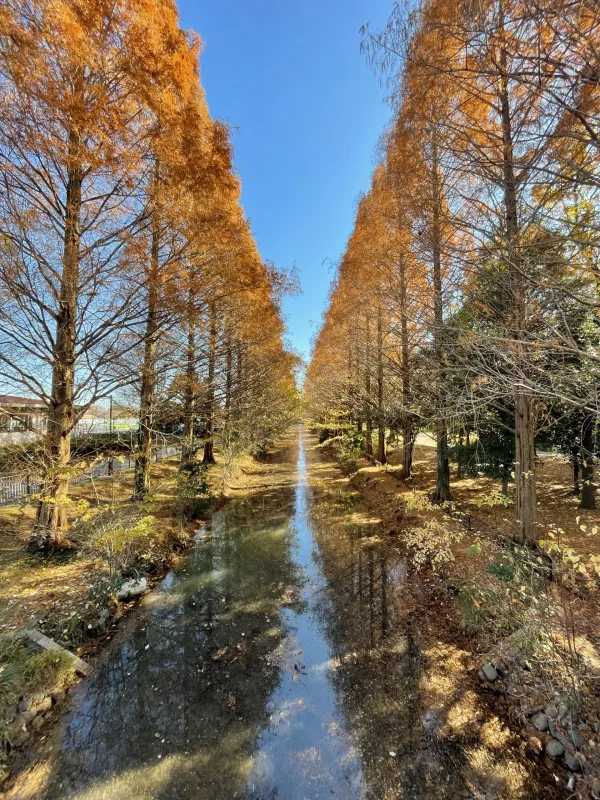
[38,426,553,800]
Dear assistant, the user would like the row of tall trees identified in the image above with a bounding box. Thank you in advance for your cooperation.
[0,0,297,547]
[306,0,600,546]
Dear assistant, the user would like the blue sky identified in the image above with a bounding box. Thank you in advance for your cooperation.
[176,0,392,362]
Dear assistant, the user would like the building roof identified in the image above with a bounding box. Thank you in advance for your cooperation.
[0,395,46,407]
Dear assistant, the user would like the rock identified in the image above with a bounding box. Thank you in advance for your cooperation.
[482,663,499,682]
[527,736,543,756]
[17,696,32,713]
[567,777,575,792]
[546,740,565,758]
[31,696,52,714]
[10,727,30,748]
[534,714,549,732]
[558,704,569,721]
[579,722,591,732]
[493,659,508,676]
[477,670,486,682]
[591,778,600,799]
[117,577,147,601]
[525,705,545,719]
[564,751,581,772]
[31,715,45,730]
[569,729,586,750]
[545,703,558,720]
[50,690,65,705]
[548,722,573,752]
[13,711,36,728]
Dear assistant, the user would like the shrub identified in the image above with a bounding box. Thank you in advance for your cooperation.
[76,507,157,577]
[403,491,432,514]
[332,429,364,474]
[403,518,464,573]
[176,458,212,520]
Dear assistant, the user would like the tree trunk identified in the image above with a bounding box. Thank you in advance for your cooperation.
[34,127,82,548]
[498,33,537,544]
[581,413,596,509]
[572,451,581,496]
[234,342,243,425]
[364,312,373,459]
[434,419,451,503]
[182,274,197,466]
[203,302,217,465]
[501,464,510,496]
[456,430,463,480]
[515,393,537,545]
[224,339,233,424]
[399,257,413,478]
[354,342,363,436]
[347,342,356,430]
[376,305,386,464]
[431,133,450,503]
[134,199,160,500]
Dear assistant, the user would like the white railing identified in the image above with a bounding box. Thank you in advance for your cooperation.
[0,445,181,506]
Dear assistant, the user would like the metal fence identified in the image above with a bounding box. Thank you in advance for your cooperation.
[0,445,181,506]
[0,474,42,505]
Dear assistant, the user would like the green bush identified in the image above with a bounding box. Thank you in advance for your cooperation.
[176,458,212,520]
[333,429,364,474]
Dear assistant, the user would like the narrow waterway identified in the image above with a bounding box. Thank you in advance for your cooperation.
[40,427,541,800]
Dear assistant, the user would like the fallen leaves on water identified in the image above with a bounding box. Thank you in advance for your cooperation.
[266,636,304,670]
[212,646,229,661]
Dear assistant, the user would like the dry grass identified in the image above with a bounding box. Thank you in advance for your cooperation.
[0,458,183,639]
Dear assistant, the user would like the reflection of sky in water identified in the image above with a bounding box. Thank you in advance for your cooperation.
[246,433,364,799]
[42,427,487,800]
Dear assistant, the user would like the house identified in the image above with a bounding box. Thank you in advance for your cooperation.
[0,395,48,445]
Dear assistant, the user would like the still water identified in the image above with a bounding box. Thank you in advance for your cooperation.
[43,427,524,800]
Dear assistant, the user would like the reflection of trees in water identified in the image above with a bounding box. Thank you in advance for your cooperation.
[310,511,473,800]
[45,487,302,800]
[309,493,557,799]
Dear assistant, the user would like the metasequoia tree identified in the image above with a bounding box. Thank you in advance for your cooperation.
[397,45,463,502]
[306,175,397,464]
[172,193,298,469]
[0,0,165,544]
[0,0,297,544]
[416,0,597,540]
[308,0,600,547]
[177,119,240,465]
[384,124,429,478]
[127,9,208,499]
